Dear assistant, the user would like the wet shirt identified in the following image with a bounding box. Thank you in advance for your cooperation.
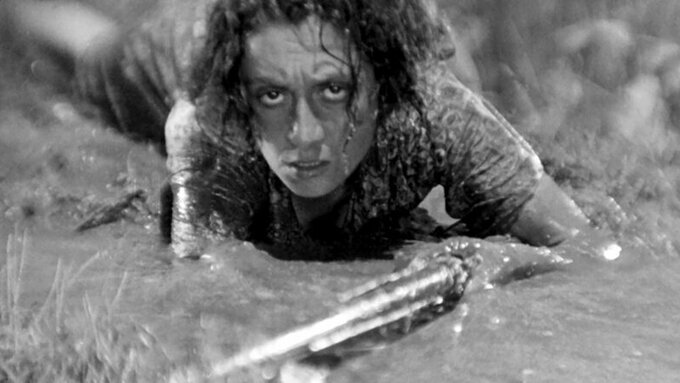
[167,60,543,259]
[75,0,544,258]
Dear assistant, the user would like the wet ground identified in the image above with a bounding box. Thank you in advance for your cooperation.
[3,3,680,382]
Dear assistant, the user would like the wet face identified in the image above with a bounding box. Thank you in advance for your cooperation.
[241,16,378,198]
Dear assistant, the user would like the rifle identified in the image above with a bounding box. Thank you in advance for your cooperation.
[210,243,481,378]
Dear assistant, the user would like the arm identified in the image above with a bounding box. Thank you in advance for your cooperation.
[423,62,618,260]
[511,174,622,260]
[164,99,270,258]
[164,99,220,258]
[510,173,589,246]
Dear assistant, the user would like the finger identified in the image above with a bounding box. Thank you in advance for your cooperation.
[394,236,481,270]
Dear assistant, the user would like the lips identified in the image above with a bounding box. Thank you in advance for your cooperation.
[292,160,324,169]
[285,160,329,179]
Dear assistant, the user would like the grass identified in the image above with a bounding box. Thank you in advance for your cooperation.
[1,0,680,381]
[0,230,163,382]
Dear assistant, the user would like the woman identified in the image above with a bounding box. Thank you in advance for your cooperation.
[6,0,617,261]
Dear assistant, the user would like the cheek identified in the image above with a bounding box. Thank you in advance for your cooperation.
[353,120,376,152]
[252,107,283,130]
[251,122,279,163]
[322,113,351,141]
[352,81,379,127]
[256,138,283,171]
[347,103,377,154]
[352,100,378,139]
[251,111,287,144]
[349,101,378,156]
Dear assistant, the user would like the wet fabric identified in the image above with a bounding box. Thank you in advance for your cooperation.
[73,0,543,258]
[240,63,542,259]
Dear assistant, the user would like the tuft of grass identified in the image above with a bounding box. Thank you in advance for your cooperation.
[0,230,166,382]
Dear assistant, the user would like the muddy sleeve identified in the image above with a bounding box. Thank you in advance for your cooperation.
[165,100,270,257]
[164,100,220,257]
[423,63,544,237]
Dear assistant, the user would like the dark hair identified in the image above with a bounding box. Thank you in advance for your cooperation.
[189,0,449,150]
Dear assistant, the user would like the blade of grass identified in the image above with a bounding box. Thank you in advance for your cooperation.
[108,270,128,315]
[34,257,62,325]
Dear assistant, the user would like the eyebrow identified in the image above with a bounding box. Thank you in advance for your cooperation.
[312,59,351,79]
[241,61,288,86]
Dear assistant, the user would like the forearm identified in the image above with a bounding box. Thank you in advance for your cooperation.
[167,171,213,258]
[510,173,590,247]
[165,99,215,258]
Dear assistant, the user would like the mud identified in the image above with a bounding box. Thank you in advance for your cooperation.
[2,2,680,381]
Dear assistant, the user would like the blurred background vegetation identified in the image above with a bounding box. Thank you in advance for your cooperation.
[2,1,680,381]
[438,0,680,257]
[3,0,678,278]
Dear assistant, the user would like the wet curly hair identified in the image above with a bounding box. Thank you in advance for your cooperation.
[189,0,451,146]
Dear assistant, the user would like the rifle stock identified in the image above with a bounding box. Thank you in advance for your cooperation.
[211,248,478,378]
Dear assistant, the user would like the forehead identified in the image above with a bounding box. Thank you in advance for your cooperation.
[243,16,352,76]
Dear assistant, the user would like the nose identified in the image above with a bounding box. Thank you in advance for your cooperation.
[288,98,324,148]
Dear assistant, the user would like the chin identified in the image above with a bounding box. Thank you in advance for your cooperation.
[283,178,337,199]
[286,184,334,199]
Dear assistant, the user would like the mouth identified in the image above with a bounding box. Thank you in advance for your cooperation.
[285,160,329,178]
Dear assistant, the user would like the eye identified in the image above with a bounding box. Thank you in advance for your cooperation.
[258,90,285,107]
[321,83,349,103]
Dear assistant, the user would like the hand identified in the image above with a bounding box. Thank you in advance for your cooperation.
[396,237,572,294]
[552,228,622,262]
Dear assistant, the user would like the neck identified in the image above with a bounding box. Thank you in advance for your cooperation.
[291,184,348,229]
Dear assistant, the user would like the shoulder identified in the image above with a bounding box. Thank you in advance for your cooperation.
[416,60,541,169]
[416,61,491,128]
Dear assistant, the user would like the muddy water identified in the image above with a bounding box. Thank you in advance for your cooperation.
[5,201,680,382]
[330,250,680,382]
[2,40,680,383]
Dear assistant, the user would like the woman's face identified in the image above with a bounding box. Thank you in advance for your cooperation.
[241,16,378,198]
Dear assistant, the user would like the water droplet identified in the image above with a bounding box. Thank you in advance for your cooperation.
[489,315,504,330]
[602,243,622,261]
[261,364,279,380]
[521,368,536,383]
